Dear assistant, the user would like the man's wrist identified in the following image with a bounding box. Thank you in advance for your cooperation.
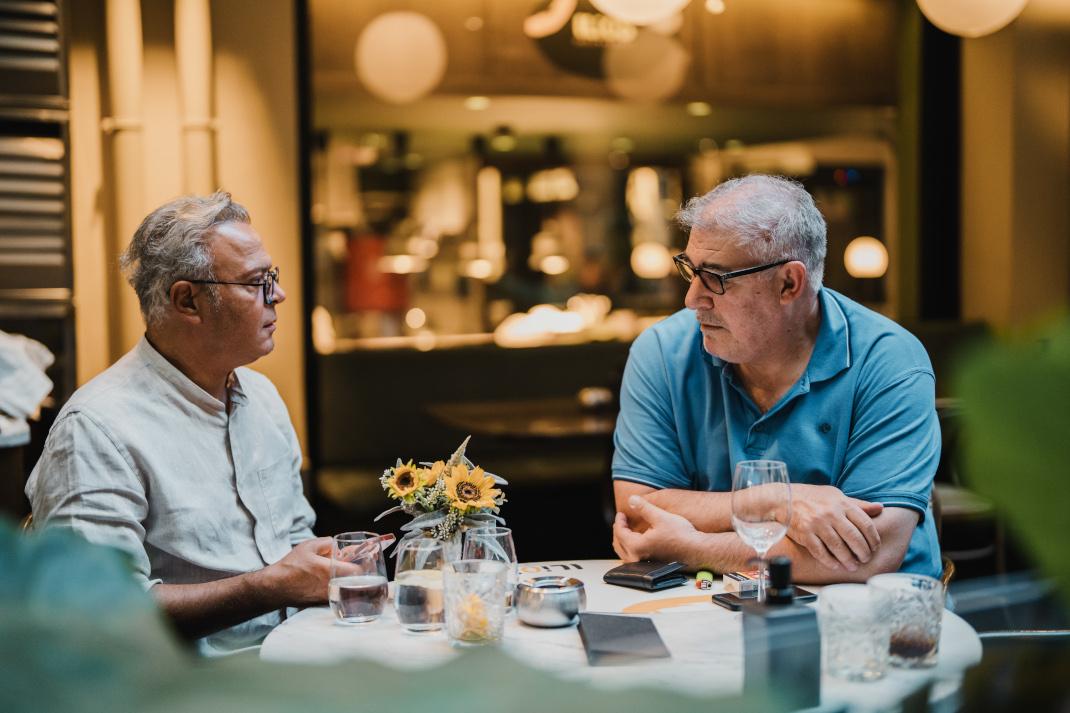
[243,563,280,611]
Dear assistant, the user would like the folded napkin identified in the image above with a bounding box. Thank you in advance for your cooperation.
[0,329,54,421]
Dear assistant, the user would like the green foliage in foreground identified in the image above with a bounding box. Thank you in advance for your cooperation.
[955,317,1070,604]
[0,522,783,713]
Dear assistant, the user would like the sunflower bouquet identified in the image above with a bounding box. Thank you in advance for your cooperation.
[375,437,508,551]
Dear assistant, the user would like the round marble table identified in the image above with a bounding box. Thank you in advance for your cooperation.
[261,560,982,711]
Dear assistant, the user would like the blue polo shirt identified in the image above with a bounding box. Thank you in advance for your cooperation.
[612,288,942,578]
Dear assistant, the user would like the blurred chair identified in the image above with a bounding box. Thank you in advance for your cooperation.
[932,398,1005,577]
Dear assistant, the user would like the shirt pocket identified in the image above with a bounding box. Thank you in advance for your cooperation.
[255,453,297,541]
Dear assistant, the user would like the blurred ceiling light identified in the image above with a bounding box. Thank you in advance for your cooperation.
[464,15,484,31]
[705,0,726,14]
[355,12,447,104]
[493,305,585,347]
[502,176,526,204]
[406,236,439,259]
[648,12,684,35]
[687,101,712,117]
[464,95,491,111]
[405,307,427,329]
[361,132,390,149]
[540,255,571,275]
[724,138,745,151]
[626,166,662,223]
[610,136,635,153]
[604,29,690,101]
[311,306,337,354]
[844,236,889,278]
[698,137,718,153]
[916,0,1028,38]
[489,126,517,152]
[523,0,577,37]
[464,258,494,280]
[377,254,429,274]
[630,241,674,279]
[591,0,692,26]
[414,330,437,352]
[476,165,505,281]
[566,293,613,326]
[526,167,580,203]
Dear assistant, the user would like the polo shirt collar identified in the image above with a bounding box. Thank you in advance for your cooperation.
[808,288,851,384]
[702,288,851,386]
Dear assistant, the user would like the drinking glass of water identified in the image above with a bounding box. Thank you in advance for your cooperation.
[463,526,518,611]
[328,531,388,625]
[818,584,889,681]
[731,460,791,603]
[394,538,446,633]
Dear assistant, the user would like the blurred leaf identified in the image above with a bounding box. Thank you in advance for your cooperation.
[955,317,1070,604]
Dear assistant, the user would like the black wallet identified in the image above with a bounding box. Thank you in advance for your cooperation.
[603,560,687,591]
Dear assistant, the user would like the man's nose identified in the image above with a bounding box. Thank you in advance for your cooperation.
[272,282,287,305]
[683,277,712,310]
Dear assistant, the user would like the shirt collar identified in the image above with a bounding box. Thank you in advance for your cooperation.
[135,336,246,413]
[701,288,851,385]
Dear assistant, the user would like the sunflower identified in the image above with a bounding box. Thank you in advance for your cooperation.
[421,460,446,488]
[443,463,500,513]
[386,460,421,499]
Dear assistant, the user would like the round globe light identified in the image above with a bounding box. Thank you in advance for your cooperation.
[631,241,674,279]
[590,0,692,26]
[355,12,448,104]
[604,29,689,101]
[844,236,889,278]
[916,0,1028,38]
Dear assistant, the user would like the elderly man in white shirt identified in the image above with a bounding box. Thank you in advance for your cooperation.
[27,193,330,655]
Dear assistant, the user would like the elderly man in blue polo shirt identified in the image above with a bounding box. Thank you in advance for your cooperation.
[612,175,941,582]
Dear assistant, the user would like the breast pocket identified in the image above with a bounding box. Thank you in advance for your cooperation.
[256,453,298,540]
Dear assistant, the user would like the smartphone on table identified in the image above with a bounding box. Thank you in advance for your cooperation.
[712,587,817,611]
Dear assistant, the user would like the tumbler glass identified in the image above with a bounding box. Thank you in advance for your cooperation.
[328,531,388,624]
[443,559,508,647]
[818,584,889,681]
[394,538,446,633]
[868,573,945,668]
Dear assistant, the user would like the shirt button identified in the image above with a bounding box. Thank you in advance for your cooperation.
[819,423,832,434]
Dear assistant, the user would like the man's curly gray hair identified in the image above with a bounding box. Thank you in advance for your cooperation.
[675,174,826,292]
[120,192,250,326]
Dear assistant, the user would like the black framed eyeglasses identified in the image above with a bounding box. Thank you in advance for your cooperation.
[672,254,789,295]
[184,266,280,304]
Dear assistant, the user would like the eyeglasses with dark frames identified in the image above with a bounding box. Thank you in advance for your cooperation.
[672,254,789,295]
[183,266,280,305]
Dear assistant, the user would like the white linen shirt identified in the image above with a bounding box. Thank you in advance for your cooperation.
[26,336,316,655]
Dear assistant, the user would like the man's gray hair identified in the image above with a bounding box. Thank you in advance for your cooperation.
[676,175,826,291]
[120,192,250,326]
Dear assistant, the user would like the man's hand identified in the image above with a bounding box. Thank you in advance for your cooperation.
[788,485,883,571]
[613,495,700,563]
[254,536,333,606]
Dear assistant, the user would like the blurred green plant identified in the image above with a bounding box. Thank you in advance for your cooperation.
[0,520,784,713]
[955,317,1070,603]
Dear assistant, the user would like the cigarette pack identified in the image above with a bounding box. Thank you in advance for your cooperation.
[723,569,760,594]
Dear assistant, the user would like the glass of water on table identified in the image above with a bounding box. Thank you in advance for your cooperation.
[394,538,447,632]
[463,526,518,611]
[329,531,388,624]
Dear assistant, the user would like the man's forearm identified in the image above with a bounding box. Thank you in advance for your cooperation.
[675,509,915,584]
[638,489,734,532]
[152,569,280,641]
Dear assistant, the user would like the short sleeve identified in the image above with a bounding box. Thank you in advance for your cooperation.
[838,368,940,519]
[611,330,692,490]
[26,411,156,586]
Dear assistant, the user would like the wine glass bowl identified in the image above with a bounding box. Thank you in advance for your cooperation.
[731,460,791,603]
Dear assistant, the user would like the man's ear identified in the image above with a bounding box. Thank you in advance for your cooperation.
[169,281,203,322]
[779,261,808,304]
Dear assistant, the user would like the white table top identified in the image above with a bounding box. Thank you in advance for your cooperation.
[261,560,982,711]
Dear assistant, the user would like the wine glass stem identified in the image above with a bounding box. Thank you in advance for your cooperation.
[756,551,768,603]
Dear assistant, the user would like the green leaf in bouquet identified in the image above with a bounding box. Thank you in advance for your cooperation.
[400,509,449,532]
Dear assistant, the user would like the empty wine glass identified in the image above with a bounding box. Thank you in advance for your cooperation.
[463,526,518,611]
[731,460,791,603]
